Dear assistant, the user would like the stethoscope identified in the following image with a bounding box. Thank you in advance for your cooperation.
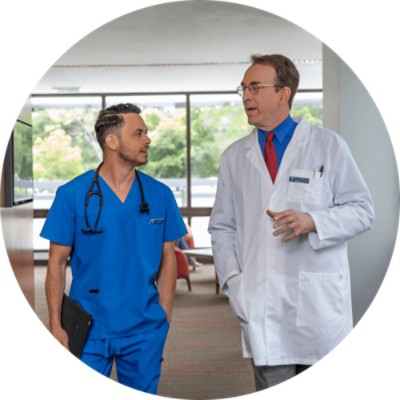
[82,162,149,234]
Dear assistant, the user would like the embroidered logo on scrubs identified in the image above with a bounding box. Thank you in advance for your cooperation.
[149,218,164,224]
[289,176,310,184]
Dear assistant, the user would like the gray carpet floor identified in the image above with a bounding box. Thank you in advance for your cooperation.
[34,263,255,399]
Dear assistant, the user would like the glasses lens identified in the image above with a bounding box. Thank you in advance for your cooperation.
[248,84,257,94]
[237,86,244,97]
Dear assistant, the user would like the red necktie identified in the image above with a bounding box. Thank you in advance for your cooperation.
[264,131,278,183]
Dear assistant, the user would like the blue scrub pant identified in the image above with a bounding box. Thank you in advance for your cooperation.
[80,321,170,394]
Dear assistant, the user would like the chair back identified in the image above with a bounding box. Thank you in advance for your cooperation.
[174,247,191,291]
[175,247,189,279]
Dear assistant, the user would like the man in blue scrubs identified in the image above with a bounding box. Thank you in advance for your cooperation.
[41,103,187,394]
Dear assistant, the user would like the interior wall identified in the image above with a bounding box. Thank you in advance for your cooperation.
[0,98,34,309]
[0,203,34,307]
[322,45,399,324]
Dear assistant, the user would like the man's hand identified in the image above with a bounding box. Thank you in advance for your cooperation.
[49,323,70,350]
[267,209,316,242]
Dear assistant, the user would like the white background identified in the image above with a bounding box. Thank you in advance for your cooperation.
[0,1,398,399]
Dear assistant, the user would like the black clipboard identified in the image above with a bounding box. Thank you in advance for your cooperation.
[61,294,92,358]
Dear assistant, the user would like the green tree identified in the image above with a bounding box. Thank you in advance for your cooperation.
[142,110,161,132]
[190,107,219,177]
[31,99,322,184]
[190,104,248,177]
[13,122,33,180]
[140,115,186,178]
[33,129,84,180]
[33,106,101,176]
[292,104,322,127]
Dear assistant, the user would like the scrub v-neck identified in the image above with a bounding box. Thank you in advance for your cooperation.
[97,172,137,206]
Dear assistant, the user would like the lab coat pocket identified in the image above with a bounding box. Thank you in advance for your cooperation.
[287,169,323,206]
[296,272,345,328]
[227,274,248,323]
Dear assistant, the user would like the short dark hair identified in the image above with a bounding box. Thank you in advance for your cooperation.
[250,54,300,108]
[94,103,142,149]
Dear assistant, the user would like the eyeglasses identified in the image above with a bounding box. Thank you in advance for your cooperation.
[237,84,281,97]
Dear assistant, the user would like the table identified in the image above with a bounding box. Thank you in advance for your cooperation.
[182,247,214,262]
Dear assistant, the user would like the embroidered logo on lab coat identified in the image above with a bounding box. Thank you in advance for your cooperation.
[289,176,310,184]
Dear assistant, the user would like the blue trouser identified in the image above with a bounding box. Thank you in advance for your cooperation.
[80,321,170,394]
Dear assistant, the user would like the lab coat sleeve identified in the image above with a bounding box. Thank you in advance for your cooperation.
[308,141,374,250]
[208,156,241,291]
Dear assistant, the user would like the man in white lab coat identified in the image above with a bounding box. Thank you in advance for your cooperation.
[208,54,374,390]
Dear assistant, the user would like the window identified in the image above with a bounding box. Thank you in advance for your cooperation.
[32,96,102,251]
[12,120,34,204]
[31,91,322,251]
[107,95,187,206]
[190,94,248,207]
[190,216,212,248]
[292,92,323,126]
[32,96,102,210]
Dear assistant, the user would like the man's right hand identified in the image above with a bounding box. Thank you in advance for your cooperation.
[50,325,70,350]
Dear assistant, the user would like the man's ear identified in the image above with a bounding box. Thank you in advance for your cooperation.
[280,87,292,106]
[104,133,118,151]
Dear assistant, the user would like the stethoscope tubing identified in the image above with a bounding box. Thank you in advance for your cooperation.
[82,162,149,235]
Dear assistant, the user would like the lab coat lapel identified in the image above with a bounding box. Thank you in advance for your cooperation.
[243,119,311,187]
[244,129,274,187]
[274,118,310,185]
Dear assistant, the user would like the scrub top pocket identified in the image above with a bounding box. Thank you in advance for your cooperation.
[287,168,323,206]
[138,218,165,271]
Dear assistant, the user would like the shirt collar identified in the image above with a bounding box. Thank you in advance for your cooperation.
[258,115,297,144]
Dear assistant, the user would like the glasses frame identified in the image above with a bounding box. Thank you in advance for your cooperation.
[237,84,281,97]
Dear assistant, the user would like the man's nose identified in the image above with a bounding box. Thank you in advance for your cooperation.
[242,86,253,100]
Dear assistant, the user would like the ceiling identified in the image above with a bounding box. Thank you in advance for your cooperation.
[33,1,322,94]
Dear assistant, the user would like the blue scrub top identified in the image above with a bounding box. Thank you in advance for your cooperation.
[41,169,187,340]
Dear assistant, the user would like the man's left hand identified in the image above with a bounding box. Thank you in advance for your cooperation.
[267,209,316,243]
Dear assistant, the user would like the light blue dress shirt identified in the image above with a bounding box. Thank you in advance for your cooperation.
[257,115,298,168]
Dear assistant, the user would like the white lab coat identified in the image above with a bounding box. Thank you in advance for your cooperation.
[208,117,374,366]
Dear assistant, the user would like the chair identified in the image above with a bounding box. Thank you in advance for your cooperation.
[175,247,192,291]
